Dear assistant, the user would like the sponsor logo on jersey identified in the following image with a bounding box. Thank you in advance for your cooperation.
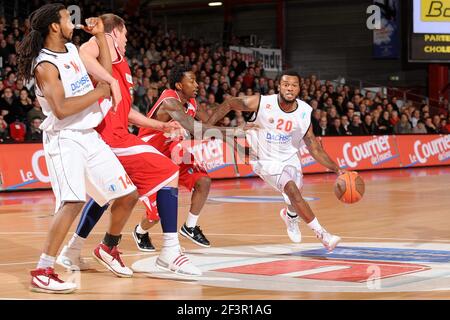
[186,102,196,117]
[63,64,71,69]
[265,132,291,143]
[265,104,272,110]
[126,73,133,84]
[108,184,117,192]
[70,61,80,73]
[268,117,274,124]
[70,74,91,93]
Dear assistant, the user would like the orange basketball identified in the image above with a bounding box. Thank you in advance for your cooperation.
[334,171,365,204]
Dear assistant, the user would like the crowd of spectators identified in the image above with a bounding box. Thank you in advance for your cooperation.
[0,1,449,143]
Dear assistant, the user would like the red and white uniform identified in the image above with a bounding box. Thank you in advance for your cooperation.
[138,89,209,220]
[95,36,179,217]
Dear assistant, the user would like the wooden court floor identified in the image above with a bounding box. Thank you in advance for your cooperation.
[1,166,450,300]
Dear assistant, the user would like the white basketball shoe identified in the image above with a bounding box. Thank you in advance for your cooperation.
[56,246,90,271]
[279,208,302,243]
[156,246,202,276]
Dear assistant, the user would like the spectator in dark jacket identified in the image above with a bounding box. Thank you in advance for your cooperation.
[349,115,365,135]
[328,118,344,136]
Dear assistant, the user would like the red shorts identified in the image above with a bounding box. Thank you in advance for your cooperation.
[107,135,179,221]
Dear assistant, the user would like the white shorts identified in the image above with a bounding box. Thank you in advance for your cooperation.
[251,156,303,205]
[43,129,137,213]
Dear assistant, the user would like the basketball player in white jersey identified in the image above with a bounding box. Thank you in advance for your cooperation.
[207,71,343,251]
[17,4,139,293]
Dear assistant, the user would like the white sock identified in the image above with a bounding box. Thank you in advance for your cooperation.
[307,218,324,234]
[136,223,148,235]
[68,234,85,251]
[286,208,298,218]
[37,253,55,269]
[162,232,179,249]
[185,212,199,228]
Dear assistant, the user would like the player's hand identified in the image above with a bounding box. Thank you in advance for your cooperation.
[79,17,105,36]
[97,81,111,99]
[110,79,122,110]
[163,121,186,139]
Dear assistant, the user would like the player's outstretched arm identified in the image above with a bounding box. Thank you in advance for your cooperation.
[206,95,260,125]
[79,18,121,108]
[303,125,342,174]
[162,98,248,138]
[128,108,185,137]
[35,62,111,120]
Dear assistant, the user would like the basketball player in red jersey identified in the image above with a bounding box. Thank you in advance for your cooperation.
[137,65,212,249]
[58,14,204,277]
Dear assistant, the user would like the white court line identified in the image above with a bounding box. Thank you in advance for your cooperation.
[1,231,450,243]
[279,265,350,277]
[0,252,155,267]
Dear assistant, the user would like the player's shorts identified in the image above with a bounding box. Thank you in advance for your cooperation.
[251,156,303,205]
[109,135,179,199]
[43,129,137,213]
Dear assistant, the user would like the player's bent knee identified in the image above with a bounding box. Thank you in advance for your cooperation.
[60,201,85,215]
[283,181,299,195]
[278,165,299,190]
[195,176,211,191]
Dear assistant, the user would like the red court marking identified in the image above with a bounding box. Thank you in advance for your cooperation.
[213,259,430,283]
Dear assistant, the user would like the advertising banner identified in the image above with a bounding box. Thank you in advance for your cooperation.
[229,46,282,72]
[1,135,449,191]
[0,144,50,191]
[396,134,450,167]
[321,135,401,171]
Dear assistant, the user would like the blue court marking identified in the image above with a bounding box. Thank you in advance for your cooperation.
[5,179,40,190]
[404,161,419,168]
[373,154,399,166]
[293,246,450,263]
[206,164,234,173]
[302,161,318,168]
[208,195,319,203]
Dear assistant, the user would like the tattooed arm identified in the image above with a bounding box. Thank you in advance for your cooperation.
[303,125,342,174]
[161,98,248,138]
[206,95,260,125]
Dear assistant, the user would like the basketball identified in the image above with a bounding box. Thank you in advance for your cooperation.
[334,171,365,204]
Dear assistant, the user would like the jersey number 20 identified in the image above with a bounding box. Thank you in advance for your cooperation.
[276,119,293,132]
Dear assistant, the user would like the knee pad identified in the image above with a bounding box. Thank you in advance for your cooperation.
[277,165,301,191]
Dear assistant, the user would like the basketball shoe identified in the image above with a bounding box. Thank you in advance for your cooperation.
[30,267,77,294]
[179,224,210,247]
[316,231,341,251]
[279,208,301,243]
[156,246,202,276]
[92,243,133,277]
[132,225,156,252]
[56,246,90,271]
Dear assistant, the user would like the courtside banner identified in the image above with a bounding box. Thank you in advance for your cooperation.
[320,135,401,171]
[396,134,450,168]
[0,143,50,191]
[1,135,450,191]
[179,138,238,179]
